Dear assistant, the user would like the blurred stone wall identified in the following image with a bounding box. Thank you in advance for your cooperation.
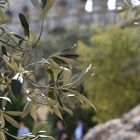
[6,0,118,33]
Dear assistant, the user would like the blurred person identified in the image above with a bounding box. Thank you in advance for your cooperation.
[17,121,30,136]
[74,119,87,140]
[56,120,68,140]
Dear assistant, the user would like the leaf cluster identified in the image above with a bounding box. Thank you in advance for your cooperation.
[0,0,95,139]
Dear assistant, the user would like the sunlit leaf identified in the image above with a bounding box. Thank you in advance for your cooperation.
[0,97,11,104]
[71,64,95,85]
[2,92,9,110]
[61,67,72,84]
[61,94,75,110]
[38,135,55,140]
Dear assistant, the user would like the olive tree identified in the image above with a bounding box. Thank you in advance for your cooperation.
[0,0,95,139]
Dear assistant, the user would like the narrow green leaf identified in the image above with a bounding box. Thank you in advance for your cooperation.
[31,104,37,122]
[19,13,29,37]
[62,106,73,116]
[0,97,11,104]
[1,46,7,56]
[57,70,63,82]
[6,111,23,116]
[39,135,55,140]
[51,56,67,65]
[22,101,33,117]
[41,0,47,9]
[61,46,76,52]
[43,0,56,14]
[0,131,6,140]
[71,90,96,111]
[0,114,5,127]
[61,94,75,110]
[56,95,63,108]
[47,69,55,84]
[11,33,24,39]
[72,64,95,85]
[53,105,63,120]
[60,54,79,59]
[32,122,46,135]
[3,114,19,128]
[61,67,72,84]
[2,92,10,110]
[18,38,24,46]
[31,0,42,11]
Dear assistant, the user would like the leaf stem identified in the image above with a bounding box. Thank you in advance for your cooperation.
[32,15,45,48]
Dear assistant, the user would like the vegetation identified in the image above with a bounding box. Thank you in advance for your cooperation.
[0,0,95,139]
[77,25,140,122]
[38,24,140,131]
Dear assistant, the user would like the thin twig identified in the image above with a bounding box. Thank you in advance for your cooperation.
[0,39,31,52]
[32,15,45,48]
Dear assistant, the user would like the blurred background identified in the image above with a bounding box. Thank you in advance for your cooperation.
[1,0,140,140]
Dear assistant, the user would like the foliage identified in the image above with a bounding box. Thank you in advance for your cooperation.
[0,0,95,139]
[76,25,140,122]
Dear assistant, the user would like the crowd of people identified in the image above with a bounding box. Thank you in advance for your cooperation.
[17,119,87,140]
[55,119,87,140]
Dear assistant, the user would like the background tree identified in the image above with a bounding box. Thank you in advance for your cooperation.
[76,25,140,122]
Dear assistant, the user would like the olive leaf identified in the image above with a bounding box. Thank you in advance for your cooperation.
[31,0,55,15]
[23,101,33,117]
[43,0,56,14]
[0,114,5,127]
[0,97,11,104]
[32,122,47,135]
[53,105,63,120]
[19,13,30,37]
[1,46,7,56]
[71,64,95,86]
[71,90,96,111]
[5,111,23,116]
[41,0,47,9]
[0,131,6,140]
[30,0,43,11]
[3,114,19,128]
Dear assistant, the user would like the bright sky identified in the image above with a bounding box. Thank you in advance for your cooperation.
[107,0,117,10]
[84,0,140,12]
[85,0,93,13]
[131,0,140,6]
[107,0,140,10]
[85,0,117,12]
